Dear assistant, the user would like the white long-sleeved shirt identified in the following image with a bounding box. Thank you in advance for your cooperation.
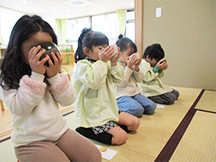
[0,72,76,147]
[114,61,144,99]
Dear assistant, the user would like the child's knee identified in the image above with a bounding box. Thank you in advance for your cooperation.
[111,130,127,145]
[144,102,157,114]
[130,117,140,131]
[132,107,144,118]
[172,90,180,99]
[135,117,140,129]
[150,102,157,112]
[167,94,177,104]
[167,98,175,105]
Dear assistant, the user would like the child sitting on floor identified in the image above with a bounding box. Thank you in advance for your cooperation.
[0,15,101,162]
[115,37,157,118]
[137,43,179,105]
[73,28,140,145]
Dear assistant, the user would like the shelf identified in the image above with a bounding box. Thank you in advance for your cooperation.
[61,52,74,66]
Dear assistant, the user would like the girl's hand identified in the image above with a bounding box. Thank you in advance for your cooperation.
[45,52,63,78]
[99,45,115,62]
[28,46,49,75]
[126,55,137,70]
[111,47,120,66]
[134,55,142,71]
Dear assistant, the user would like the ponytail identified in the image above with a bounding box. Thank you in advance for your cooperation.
[116,34,123,44]
[74,28,92,63]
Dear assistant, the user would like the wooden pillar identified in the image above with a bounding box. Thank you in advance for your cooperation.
[134,0,143,55]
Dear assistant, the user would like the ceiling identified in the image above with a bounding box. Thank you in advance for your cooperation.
[0,0,134,19]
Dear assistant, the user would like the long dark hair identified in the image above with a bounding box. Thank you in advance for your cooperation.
[0,15,57,90]
[74,28,109,63]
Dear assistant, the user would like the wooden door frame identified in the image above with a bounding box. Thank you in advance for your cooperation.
[134,0,143,55]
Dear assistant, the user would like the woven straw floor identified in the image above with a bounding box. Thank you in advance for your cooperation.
[0,86,215,162]
[170,111,216,162]
[195,90,216,112]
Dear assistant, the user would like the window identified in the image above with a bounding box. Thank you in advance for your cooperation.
[66,10,135,51]
[125,10,135,42]
[0,7,24,45]
[92,13,119,45]
[66,17,90,50]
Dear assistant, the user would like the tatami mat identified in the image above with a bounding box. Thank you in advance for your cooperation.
[97,87,203,162]
[0,110,13,141]
[0,87,210,162]
[170,111,216,162]
[66,113,157,162]
[0,139,17,162]
[195,90,216,112]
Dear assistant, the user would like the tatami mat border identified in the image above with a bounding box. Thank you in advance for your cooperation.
[0,136,10,143]
[62,110,74,117]
[196,109,216,114]
[154,89,205,162]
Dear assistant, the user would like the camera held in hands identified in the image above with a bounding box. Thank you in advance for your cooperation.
[35,42,61,66]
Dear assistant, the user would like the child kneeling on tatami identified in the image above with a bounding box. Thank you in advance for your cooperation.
[115,37,157,118]
[73,28,140,145]
[137,43,179,105]
[0,15,101,162]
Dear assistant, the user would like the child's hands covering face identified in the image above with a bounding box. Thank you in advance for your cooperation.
[134,55,142,71]
[99,45,116,63]
[28,45,49,75]
[126,54,140,70]
[157,60,168,71]
[28,46,63,77]
[45,51,63,78]
[111,47,120,66]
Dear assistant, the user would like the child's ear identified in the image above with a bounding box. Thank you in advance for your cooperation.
[83,47,91,56]
[146,55,152,60]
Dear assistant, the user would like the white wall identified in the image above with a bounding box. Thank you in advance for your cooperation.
[0,7,24,45]
[143,0,216,90]
[0,7,57,46]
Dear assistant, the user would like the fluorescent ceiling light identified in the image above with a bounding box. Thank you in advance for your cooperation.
[64,0,94,7]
